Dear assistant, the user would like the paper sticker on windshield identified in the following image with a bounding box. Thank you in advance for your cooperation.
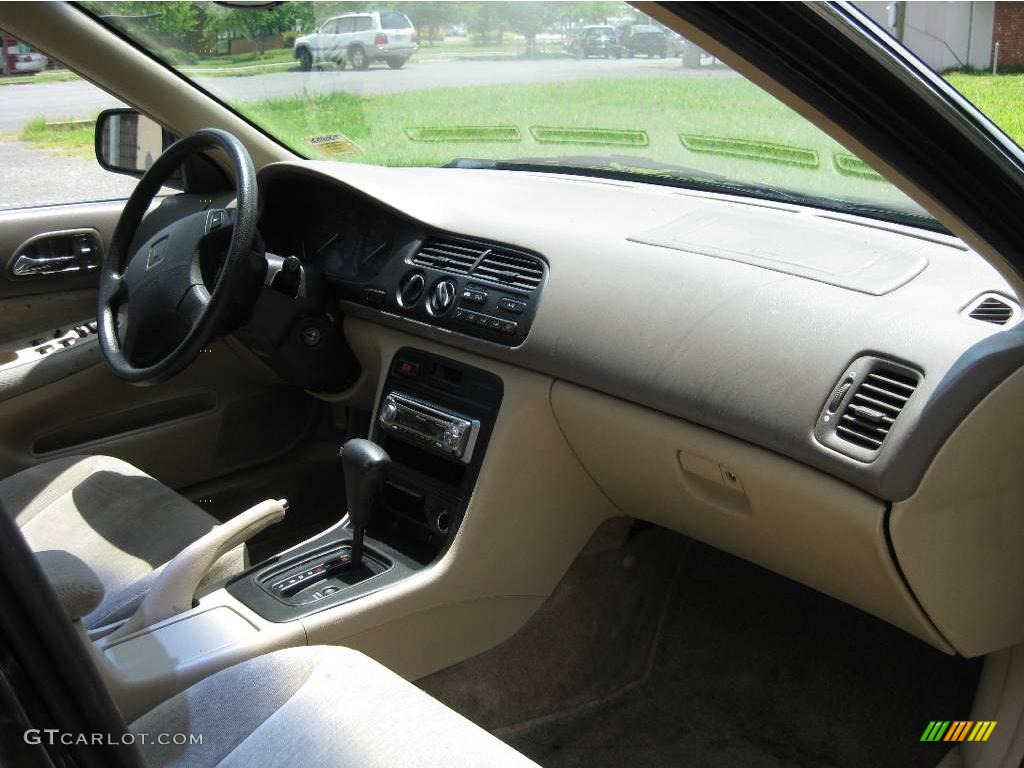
[306,133,362,157]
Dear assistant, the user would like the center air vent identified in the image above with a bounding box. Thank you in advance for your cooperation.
[836,367,918,452]
[412,236,545,291]
[816,357,921,459]
[966,294,1018,326]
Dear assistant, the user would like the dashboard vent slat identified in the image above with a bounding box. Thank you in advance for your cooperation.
[968,297,1014,325]
[411,239,482,274]
[835,366,919,452]
[412,237,545,291]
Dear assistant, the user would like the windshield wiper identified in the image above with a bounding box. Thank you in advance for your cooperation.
[447,155,947,233]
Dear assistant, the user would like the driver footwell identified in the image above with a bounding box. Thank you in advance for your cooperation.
[420,520,980,768]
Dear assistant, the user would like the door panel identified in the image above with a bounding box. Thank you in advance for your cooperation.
[0,336,316,489]
[0,199,124,344]
[0,199,315,492]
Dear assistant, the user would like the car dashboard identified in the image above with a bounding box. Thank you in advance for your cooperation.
[246,159,1024,658]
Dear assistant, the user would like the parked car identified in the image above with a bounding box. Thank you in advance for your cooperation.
[2,40,47,74]
[294,10,417,71]
[620,24,669,58]
[567,25,621,59]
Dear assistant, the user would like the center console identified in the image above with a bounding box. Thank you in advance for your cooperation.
[227,347,503,621]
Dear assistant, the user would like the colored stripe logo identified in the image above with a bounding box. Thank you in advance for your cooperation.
[921,721,996,742]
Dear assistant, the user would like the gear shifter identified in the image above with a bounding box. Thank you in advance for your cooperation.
[341,438,390,567]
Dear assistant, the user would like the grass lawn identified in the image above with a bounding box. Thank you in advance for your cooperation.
[945,72,1024,143]
[232,74,906,203]
[189,48,295,69]
[18,117,95,159]
[0,69,82,86]
[177,48,299,77]
[11,70,1023,209]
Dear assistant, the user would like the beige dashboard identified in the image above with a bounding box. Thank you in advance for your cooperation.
[256,161,1024,661]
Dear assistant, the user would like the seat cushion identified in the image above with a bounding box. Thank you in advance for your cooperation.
[131,646,538,768]
[0,455,243,628]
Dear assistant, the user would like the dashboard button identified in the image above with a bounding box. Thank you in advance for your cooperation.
[395,359,419,377]
[498,320,517,334]
[363,287,386,307]
[498,298,526,314]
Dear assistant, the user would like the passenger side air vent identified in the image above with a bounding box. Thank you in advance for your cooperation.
[835,367,919,452]
[474,249,544,291]
[965,294,1018,326]
[412,236,545,291]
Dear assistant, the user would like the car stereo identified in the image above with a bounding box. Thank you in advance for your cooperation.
[378,391,480,464]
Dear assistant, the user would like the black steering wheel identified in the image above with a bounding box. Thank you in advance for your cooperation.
[98,128,259,385]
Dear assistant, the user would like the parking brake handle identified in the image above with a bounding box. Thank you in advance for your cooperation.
[110,498,287,639]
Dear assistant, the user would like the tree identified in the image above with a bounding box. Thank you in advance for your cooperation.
[207,3,312,56]
[401,2,456,46]
[563,2,623,25]
[464,2,505,44]
[82,1,201,38]
[495,2,554,56]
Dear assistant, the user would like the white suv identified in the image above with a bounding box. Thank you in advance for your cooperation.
[294,11,418,71]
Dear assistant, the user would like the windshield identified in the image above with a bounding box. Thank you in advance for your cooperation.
[82,1,938,229]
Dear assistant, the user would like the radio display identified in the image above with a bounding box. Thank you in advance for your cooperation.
[394,410,445,441]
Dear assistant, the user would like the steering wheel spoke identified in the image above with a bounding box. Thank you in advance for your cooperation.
[98,270,127,307]
[177,284,211,326]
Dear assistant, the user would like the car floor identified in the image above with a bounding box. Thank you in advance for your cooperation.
[420,520,980,768]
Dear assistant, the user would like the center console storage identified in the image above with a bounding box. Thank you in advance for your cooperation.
[228,348,503,621]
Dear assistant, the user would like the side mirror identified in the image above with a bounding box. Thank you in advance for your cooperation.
[95,108,181,182]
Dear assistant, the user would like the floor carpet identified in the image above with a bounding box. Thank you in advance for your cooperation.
[425,522,981,768]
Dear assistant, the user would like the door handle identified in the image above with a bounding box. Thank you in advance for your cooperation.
[9,229,102,278]
[11,253,80,277]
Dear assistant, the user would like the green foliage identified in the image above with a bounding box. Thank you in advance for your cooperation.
[400,2,456,45]
[464,3,506,44]
[207,3,313,53]
[161,47,200,66]
[82,1,201,37]
[562,2,623,24]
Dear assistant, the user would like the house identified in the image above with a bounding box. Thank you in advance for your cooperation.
[858,1,1024,71]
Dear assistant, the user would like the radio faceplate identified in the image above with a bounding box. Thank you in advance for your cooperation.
[378,391,481,464]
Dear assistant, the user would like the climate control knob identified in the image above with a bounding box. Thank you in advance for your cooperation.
[428,279,457,315]
[397,272,425,308]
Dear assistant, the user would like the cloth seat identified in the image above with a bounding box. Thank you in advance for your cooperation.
[0,455,244,629]
[131,645,538,768]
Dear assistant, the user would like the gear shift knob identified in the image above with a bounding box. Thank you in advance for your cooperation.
[341,438,390,566]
